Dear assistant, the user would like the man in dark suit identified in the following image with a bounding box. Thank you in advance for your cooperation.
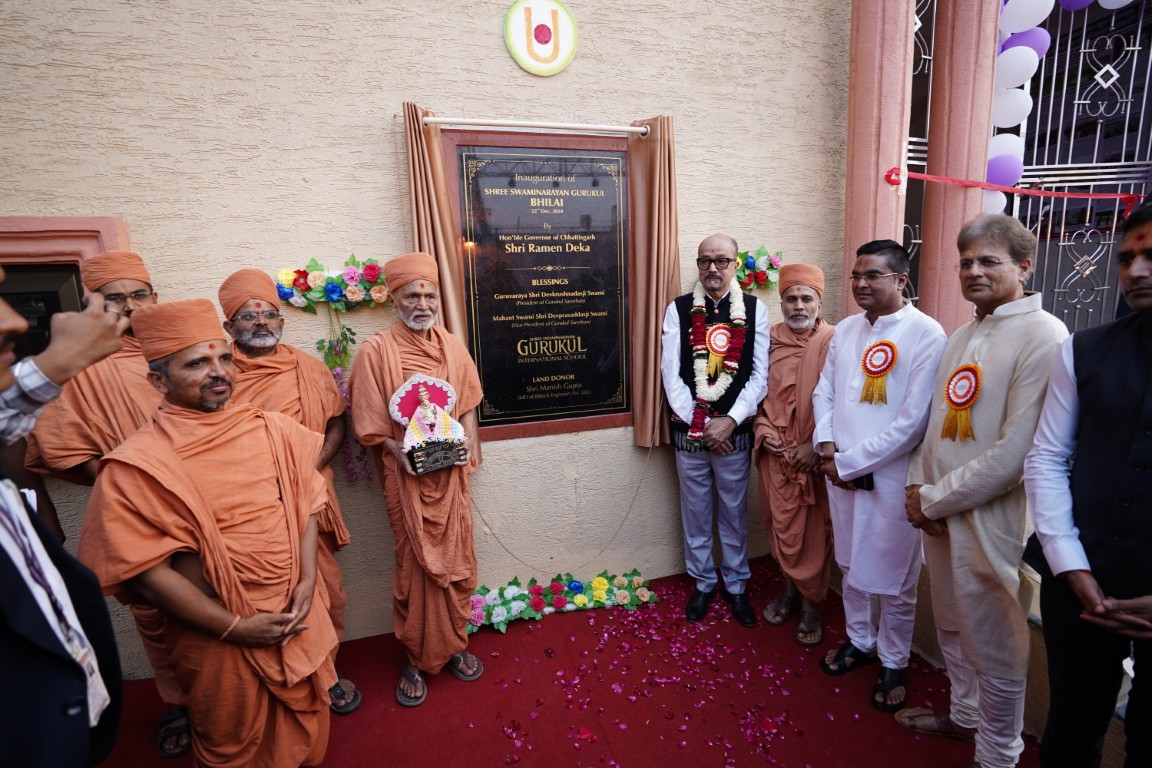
[0,266,128,766]
[1025,201,1152,767]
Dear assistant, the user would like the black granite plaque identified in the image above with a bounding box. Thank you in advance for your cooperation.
[458,147,629,426]
[407,440,469,475]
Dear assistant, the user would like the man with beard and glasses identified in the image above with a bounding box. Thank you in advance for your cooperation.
[348,252,484,707]
[1024,200,1152,767]
[18,251,191,758]
[78,299,337,767]
[753,264,835,646]
[217,269,361,716]
[813,239,946,713]
[0,267,126,767]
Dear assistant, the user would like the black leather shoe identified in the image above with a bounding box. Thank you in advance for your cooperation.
[685,588,714,622]
[724,592,756,628]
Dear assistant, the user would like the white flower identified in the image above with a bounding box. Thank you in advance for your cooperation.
[484,589,502,605]
[288,294,308,308]
[508,600,526,616]
[503,585,521,600]
[491,606,508,624]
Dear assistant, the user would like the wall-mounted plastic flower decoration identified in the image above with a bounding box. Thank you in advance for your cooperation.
[735,245,783,291]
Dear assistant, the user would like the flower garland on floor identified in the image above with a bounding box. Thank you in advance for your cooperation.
[735,245,783,291]
[276,255,393,481]
[468,569,658,634]
[687,279,746,446]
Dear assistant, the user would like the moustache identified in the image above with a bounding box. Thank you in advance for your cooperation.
[201,377,231,391]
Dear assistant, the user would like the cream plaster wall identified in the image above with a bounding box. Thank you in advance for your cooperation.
[0,0,851,679]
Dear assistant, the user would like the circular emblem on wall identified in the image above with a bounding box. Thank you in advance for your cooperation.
[504,0,578,77]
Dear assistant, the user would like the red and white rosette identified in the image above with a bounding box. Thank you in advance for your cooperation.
[705,323,733,378]
[859,340,898,404]
[941,364,980,441]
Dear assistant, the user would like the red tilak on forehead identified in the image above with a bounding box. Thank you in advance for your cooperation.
[208,343,215,350]
[1137,232,1147,244]
[254,301,264,309]
[419,282,425,289]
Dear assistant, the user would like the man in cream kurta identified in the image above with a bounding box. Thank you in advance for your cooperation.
[901,215,1068,768]
[813,240,946,712]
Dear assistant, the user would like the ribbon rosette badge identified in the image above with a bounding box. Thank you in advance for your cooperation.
[941,364,980,441]
[705,324,732,379]
[859,340,898,404]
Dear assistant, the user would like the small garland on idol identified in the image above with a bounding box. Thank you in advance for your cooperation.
[468,569,658,635]
[687,278,746,446]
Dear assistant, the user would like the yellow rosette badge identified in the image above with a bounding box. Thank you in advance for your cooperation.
[859,340,898,404]
[705,324,732,379]
[942,364,980,441]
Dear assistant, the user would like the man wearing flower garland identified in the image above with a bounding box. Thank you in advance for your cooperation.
[217,268,362,716]
[898,215,1067,768]
[660,233,770,627]
[753,264,835,646]
[78,298,338,767]
[348,252,485,707]
[1024,200,1152,767]
[813,239,946,713]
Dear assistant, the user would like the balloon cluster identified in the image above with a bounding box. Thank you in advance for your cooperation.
[985,0,1137,213]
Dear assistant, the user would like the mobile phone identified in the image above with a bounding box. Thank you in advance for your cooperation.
[852,473,875,491]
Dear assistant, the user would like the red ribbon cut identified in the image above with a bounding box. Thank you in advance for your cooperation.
[884,167,1143,216]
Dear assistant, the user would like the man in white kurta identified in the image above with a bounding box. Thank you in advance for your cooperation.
[813,240,946,711]
[901,215,1068,768]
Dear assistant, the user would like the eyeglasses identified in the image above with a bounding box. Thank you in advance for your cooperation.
[848,271,899,284]
[231,310,283,323]
[956,257,1008,272]
[102,289,154,305]
[696,257,735,270]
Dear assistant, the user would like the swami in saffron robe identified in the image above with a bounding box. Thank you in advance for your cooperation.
[348,322,482,673]
[753,317,835,602]
[78,401,337,768]
[230,343,351,639]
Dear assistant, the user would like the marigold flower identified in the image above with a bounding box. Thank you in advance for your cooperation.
[591,577,609,592]
[573,594,589,607]
[592,589,607,603]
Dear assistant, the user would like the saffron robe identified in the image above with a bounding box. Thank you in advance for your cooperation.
[348,322,482,673]
[78,401,337,768]
[753,317,835,601]
[813,303,946,595]
[231,343,351,639]
[25,335,160,473]
[909,293,1067,679]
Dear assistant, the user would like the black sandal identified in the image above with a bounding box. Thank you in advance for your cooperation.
[395,665,427,707]
[820,641,878,676]
[156,705,191,759]
[871,666,907,712]
[329,677,363,714]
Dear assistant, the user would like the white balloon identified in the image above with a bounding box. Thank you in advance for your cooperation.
[984,190,1008,214]
[989,132,1026,160]
[992,88,1034,127]
[1000,0,1056,35]
[996,46,1040,89]
[1098,0,1137,9]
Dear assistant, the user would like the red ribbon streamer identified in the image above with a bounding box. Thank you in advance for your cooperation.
[884,167,1144,216]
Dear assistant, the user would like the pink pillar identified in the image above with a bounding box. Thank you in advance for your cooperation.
[840,1,917,317]
[918,0,1001,334]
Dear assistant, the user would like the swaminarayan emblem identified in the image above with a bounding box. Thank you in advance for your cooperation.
[859,340,898,404]
[941,364,981,441]
[504,0,579,76]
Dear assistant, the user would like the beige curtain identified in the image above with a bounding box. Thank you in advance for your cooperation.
[403,102,468,336]
[627,116,680,447]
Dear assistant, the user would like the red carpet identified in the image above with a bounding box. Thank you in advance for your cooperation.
[103,557,1041,767]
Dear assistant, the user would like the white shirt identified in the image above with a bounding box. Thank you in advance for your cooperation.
[1024,338,1089,576]
[660,289,771,425]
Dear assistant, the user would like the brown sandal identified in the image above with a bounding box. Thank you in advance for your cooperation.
[893,707,976,743]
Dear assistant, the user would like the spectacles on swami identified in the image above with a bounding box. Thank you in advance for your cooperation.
[102,290,154,305]
[849,271,899,284]
[232,310,283,323]
[956,257,1008,272]
[696,257,735,270]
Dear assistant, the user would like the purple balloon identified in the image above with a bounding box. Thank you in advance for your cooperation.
[987,154,1025,187]
[1002,27,1052,59]
[1058,0,1093,10]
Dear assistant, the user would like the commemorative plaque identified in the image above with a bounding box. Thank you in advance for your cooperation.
[457,145,629,428]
